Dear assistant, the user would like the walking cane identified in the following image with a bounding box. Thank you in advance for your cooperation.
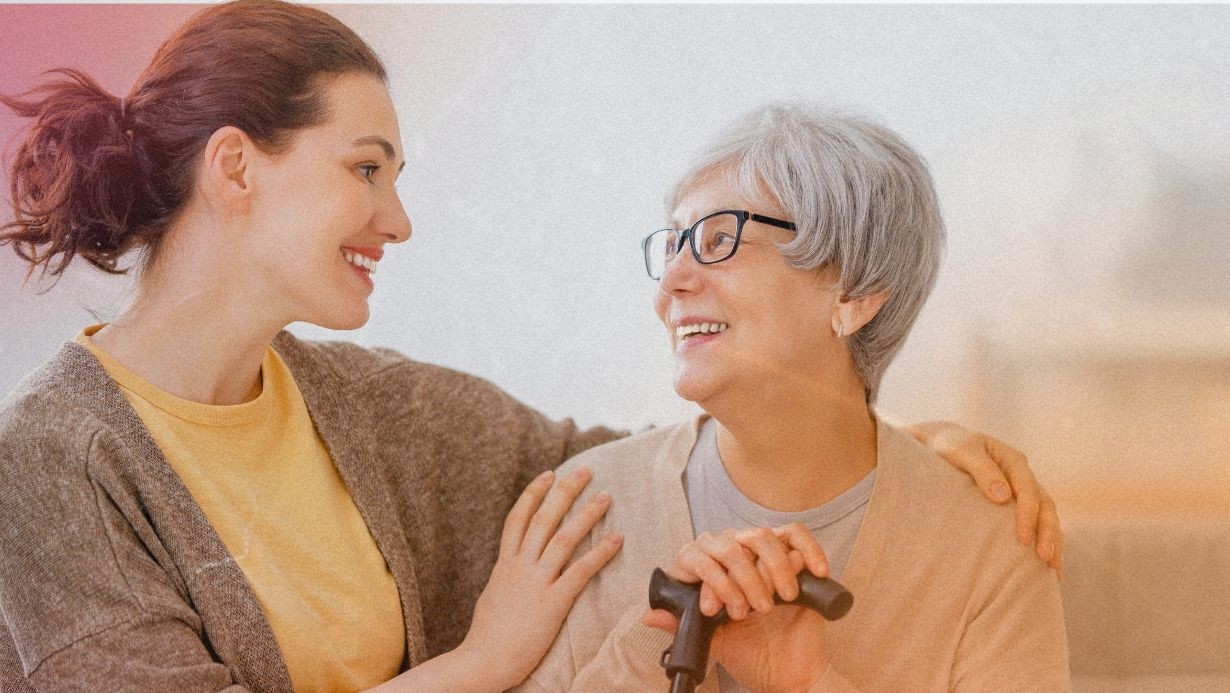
[648,567,853,693]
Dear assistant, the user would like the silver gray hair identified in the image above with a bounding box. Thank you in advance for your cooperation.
[667,104,945,403]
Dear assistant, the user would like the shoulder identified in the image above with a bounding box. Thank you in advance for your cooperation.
[875,422,1039,573]
[557,420,695,482]
[0,342,113,469]
[879,422,1002,517]
[273,331,417,380]
[273,331,512,405]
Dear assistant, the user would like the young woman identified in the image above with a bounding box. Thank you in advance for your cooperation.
[0,3,1060,691]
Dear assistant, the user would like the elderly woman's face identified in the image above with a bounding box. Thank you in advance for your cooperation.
[654,172,846,406]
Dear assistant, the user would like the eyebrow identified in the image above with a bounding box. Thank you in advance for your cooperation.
[352,135,406,173]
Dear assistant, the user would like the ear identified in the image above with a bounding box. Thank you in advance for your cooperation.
[198,126,254,208]
[832,290,889,337]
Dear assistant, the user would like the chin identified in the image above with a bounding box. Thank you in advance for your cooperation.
[671,365,720,405]
[310,303,371,331]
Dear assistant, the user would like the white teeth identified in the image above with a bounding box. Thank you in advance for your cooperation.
[341,249,378,275]
[675,322,729,339]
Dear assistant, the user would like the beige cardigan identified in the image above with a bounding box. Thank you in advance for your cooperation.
[520,417,1071,692]
[0,333,621,691]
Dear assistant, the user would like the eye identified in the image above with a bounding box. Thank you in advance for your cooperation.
[358,163,380,182]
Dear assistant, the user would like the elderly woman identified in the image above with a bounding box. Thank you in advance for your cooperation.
[518,105,1069,692]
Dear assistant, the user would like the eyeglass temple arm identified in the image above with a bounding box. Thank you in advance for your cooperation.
[747,213,797,231]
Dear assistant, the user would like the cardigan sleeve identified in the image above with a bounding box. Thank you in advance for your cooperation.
[949,551,1072,692]
[569,605,679,692]
[515,604,677,693]
[0,429,252,692]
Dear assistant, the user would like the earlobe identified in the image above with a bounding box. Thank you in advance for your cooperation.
[832,291,889,337]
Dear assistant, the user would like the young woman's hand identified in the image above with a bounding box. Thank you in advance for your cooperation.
[459,468,623,691]
[643,524,833,693]
[907,421,1063,576]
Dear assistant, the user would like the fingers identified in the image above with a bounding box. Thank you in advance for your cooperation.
[642,609,679,635]
[672,525,831,620]
[770,523,830,580]
[677,535,758,618]
[1034,490,1064,575]
[737,526,798,603]
[539,490,613,571]
[499,470,555,559]
[939,427,1015,504]
[981,436,1066,570]
[557,531,623,598]
[984,436,1042,545]
[520,467,594,559]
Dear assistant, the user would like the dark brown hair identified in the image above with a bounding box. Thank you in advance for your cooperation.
[1,0,386,281]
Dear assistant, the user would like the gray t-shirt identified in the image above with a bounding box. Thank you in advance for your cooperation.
[682,417,875,692]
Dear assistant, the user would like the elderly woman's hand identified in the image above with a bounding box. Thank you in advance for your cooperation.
[643,525,834,692]
[905,421,1063,576]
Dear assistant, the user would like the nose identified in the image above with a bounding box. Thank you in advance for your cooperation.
[658,240,702,296]
[375,187,412,244]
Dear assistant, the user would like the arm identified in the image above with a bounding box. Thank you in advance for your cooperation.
[0,433,250,691]
[948,532,1072,692]
[906,421,1063,574]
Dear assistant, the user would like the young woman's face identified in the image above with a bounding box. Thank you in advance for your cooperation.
[654,172,846,408]
[246,72,411,330]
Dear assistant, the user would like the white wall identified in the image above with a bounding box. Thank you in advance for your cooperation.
[3,5,1228,465]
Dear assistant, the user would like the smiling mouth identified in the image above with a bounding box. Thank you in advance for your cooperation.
[676,322,729,340]
[341,249,379,275]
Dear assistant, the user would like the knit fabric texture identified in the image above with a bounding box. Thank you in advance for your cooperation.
[0,333,623,691]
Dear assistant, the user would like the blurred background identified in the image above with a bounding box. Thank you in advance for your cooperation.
[1,5,1228,689]
[4,4,1227,506]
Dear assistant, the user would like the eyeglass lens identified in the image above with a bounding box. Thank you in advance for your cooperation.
[645,212,740,278]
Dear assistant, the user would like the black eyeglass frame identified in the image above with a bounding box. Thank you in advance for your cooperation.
[641,209,797,280]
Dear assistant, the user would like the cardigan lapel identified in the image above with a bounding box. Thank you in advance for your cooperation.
[272,332,429,667]
[52,342,293,692]
[828,418,906,632]
[658,415,707,548]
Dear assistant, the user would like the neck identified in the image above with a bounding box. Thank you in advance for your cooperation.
[91,222,287,406]
[705,376,878,512]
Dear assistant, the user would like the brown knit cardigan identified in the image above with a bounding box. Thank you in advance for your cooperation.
[0,333,622,691]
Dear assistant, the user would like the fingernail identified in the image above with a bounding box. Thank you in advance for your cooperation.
[593,491,610,504]
[571,467,590,480]
[536,470,554,482]
[606,533,623,545]
[1038,542,1054,561]
[991,482,1011,502]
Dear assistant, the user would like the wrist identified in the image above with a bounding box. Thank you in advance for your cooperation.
[442,642,510,693]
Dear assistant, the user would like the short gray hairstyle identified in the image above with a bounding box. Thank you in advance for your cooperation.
[667,104,945,403]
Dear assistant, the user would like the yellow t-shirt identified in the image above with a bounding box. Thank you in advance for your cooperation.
[77,326,405,691]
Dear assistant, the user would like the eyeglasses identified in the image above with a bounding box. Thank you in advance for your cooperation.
[641,209,797,280]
